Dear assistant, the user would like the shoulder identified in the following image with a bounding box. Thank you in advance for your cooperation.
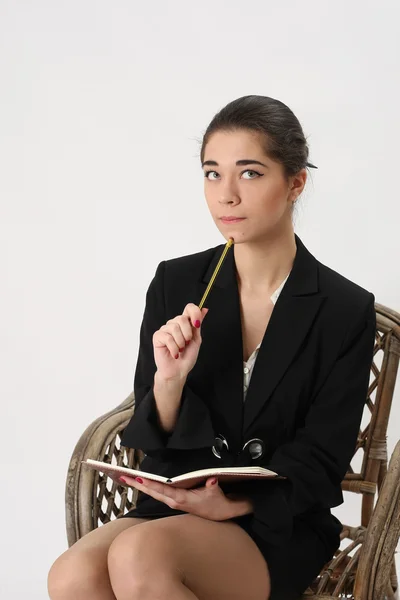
[318,259,374,301]
[316,258,375,327]
[296,233,375,331]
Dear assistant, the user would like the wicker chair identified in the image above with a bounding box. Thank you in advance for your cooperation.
[65,303,400,600]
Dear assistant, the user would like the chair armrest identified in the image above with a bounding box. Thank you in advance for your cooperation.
[354,438,400,600]
[65,391,138,546]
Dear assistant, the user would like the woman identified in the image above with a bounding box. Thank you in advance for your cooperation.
[48,95,376,600]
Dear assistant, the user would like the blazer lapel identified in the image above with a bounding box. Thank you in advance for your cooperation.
[198,234,326,446]
[243,289,325,433]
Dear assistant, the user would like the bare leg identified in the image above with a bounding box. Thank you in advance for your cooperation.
[47,517,152,600]
[108,514,271,600]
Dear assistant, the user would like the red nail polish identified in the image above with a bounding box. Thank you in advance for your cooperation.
[179,347,184,352]
[175,354,179,359]
[185,340,190,345]
[135,477,143,484]
[194,320,200,328]
[211,478,218,485]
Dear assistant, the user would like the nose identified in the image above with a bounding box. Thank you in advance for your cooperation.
[216,176,241,205]
[219,195,241,207]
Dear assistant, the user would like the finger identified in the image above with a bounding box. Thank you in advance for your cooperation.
[182,303,205,329]
[119,475,137,486]
[197,308,209,330]
[173,310,208,347]
[173,315,194,344]
[131,479,185,510]
[205,477,218,488]
[130,478,183,502]
[184,306,208,345]
[153,330,181,359]
[160,322,186,353]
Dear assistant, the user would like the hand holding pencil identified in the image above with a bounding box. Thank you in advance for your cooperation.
[153,237,234,382]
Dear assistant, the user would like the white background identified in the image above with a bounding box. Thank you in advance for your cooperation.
[1,1,399,598]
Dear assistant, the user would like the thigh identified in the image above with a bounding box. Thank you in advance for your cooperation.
[68,516,152,554]
[108,513,271,600]
[48,516,154,599]
[48,516,152,591]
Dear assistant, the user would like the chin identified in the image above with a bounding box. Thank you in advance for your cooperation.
[226,229,276,245]
[221,233,248,244]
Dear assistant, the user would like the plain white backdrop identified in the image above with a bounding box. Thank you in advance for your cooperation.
[1,1,399,598]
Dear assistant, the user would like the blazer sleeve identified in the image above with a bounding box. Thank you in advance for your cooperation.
[120,261,216,458]
[247,293,376,547]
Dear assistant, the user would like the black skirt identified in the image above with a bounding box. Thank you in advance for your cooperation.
[118,495,341,600]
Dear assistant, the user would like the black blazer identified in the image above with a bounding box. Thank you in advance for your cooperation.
[121,233,376,550]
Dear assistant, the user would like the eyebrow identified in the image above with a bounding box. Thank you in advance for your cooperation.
[201,159,269,168]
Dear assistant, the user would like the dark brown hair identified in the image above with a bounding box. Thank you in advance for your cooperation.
[199,95,317,183]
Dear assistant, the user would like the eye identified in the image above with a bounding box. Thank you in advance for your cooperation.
[203,169,263,180]
[242,170,262,179]
[204,170,219,180]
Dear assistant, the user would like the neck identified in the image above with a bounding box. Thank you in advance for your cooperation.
[233,228,296,294]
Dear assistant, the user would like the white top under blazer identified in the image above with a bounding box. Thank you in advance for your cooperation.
[243,272,291,401]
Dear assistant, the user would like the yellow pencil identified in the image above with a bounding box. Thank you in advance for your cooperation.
[198,237,234,309]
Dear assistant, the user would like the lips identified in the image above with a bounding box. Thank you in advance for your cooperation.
[220,217,245,221]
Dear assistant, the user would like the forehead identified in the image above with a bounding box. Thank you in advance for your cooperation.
[203,129,270,163]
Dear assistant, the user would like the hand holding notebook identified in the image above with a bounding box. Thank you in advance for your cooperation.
[82,459,286,489]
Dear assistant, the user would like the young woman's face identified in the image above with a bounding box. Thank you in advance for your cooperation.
[202,129,306,243]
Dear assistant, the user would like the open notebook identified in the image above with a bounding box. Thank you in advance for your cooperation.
[82,458,286,489]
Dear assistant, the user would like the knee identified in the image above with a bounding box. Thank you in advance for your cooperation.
[108,524,172,574]
[107,528,144,577]
[47,549,108,600]
[108,527,180,599]
[107,534,142,599]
